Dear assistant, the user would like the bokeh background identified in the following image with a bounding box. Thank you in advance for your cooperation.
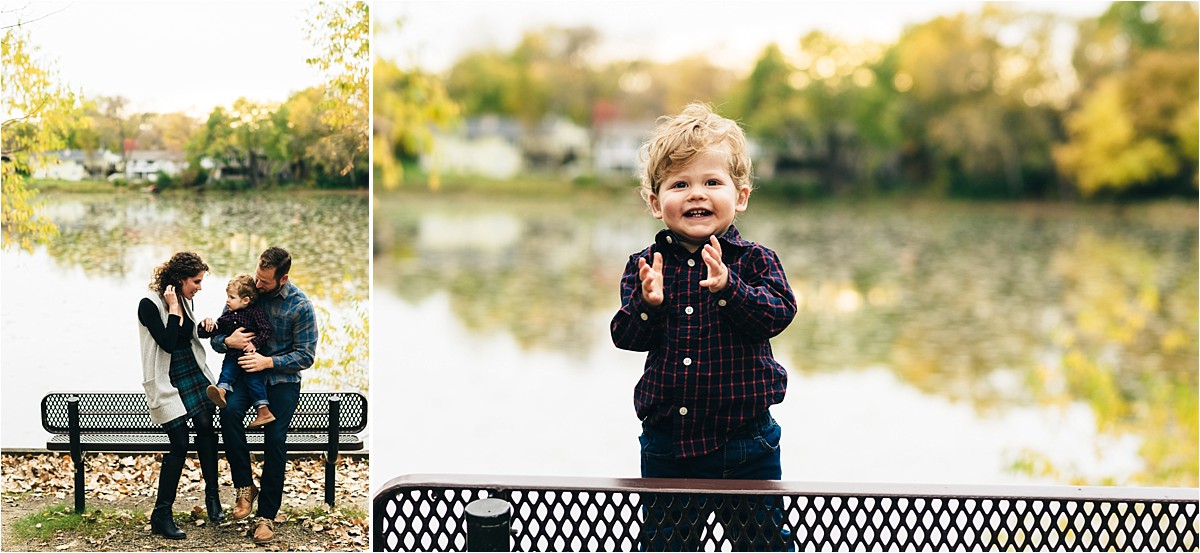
[371,0,1197,492]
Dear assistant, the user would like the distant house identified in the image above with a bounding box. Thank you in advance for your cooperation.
[423,116,524,179]
[126,150,186,181]
[592,120,654,177]
[522,116,590,172]
[32,149,122,181]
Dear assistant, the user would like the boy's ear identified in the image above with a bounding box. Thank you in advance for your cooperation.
[735,186,750,213]
[648,193,664,219]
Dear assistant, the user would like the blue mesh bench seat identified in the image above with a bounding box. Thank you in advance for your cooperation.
[41,391,367,512]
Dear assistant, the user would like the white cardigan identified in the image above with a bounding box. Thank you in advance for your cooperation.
[138,293,215,425]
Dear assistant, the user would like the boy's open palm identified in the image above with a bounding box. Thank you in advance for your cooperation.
[638,252,665,306]
[700,236,729,293]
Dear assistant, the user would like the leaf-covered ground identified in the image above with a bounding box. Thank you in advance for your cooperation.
[1,452,368,551]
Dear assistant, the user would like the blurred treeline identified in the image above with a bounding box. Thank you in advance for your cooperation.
[375,2,1198,200]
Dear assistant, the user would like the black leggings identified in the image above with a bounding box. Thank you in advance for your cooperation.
[164,411,216,458]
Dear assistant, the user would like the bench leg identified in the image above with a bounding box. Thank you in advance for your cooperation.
[325,396,341,508]
[68,396,85,513]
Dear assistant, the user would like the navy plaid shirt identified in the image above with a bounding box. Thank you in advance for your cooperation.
[211,281,318,386]
[611,225,796,458]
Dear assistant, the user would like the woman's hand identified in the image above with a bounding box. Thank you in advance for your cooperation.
[200,317,216,332]
[164,285,179,310]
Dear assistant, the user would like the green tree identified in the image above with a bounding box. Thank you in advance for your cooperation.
[189,99,287,187]
[1,25,83,250]
[305,0,369,183]
[889,5,1065,197]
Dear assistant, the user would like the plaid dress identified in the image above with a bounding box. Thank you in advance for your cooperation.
[163,314,215,431]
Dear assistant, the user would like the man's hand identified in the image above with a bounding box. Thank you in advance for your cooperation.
[225,327,256,350]
[238,351,273,373]
[700,235,729,293]
[638,252,665,307]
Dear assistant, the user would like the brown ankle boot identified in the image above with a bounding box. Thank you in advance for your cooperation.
[252,517,275,543]
[231,484,258,519]
[205,385,227,408]
[248,406,276,428]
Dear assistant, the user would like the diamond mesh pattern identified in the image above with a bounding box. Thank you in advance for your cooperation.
[41,391,367,434]
[373,477,1200,552]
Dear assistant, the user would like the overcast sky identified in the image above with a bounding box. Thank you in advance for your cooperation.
[6,1,1114,117]
[6,1,325,116]
[374,1,1112,72]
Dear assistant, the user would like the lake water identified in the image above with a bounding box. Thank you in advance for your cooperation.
[372,193,1196,491]
[1,191,369,449]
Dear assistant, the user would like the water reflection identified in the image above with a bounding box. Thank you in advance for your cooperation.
[375,194,1197,486]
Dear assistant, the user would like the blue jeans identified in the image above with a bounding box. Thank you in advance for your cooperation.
[217,354,268,407]
[221,380,300,519]
[640,412,792,551]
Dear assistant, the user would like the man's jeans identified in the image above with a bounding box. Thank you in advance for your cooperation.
[639,412,792,551]
[221,379,300,520]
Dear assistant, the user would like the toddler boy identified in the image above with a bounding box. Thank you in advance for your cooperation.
[610,103,797,550]
[199,273,275,428]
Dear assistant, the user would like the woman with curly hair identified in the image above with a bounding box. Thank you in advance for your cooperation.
[137,251,224,539]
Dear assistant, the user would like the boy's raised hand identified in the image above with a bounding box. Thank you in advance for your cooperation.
[700,235,729,293]
[638,252,665,306]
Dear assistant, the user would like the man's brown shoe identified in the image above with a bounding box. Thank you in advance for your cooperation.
[252,517,274,544]
[205,385,227,408]
[232,484,258,519]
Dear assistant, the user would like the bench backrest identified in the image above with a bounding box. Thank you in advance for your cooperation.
[41,391,367,434]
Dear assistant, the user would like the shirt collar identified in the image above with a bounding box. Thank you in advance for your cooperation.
[654,224,750,255]
[262,281,294,302]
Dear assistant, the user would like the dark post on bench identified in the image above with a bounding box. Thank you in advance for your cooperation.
[325,395,341,507]
[67,395,84,513]
[465,498,512,552]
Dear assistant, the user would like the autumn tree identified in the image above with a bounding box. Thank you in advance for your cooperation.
[1055,2,1198,197]
[305,0,369,184]
[373,17,458,190]
[2,25,83,250]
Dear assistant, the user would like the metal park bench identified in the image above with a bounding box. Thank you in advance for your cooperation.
[41,391,367,512]
[373,474,1200,551]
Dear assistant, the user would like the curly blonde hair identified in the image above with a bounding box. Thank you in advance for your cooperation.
[226,273,258,304]
[639,102,753,204]
[148,251,209,294]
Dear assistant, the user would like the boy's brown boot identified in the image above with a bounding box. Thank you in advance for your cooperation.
[248,405,276,428]
[205,385,227,408]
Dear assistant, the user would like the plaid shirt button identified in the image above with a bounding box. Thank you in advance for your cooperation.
[687,259,695,267]
[683,357,692,366]
[640,312,648,321]
[679,407,688,416]
[718,299,727,307]
[685,306,694,315]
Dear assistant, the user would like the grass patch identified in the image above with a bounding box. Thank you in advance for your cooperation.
[9,505,145,541]
[288,503,367,521]
[28,179,126,194]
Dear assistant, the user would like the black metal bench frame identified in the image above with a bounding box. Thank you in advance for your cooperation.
[373,474,1200,551]
[41,390,367,512]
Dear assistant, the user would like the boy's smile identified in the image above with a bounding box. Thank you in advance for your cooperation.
[649,147,749,252]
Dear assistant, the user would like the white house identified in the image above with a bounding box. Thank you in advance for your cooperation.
[592,120,655,177]
[126,150,186,181]
[423,116,524,179]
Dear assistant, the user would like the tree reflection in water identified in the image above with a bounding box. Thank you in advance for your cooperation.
[376,194,1197,486]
